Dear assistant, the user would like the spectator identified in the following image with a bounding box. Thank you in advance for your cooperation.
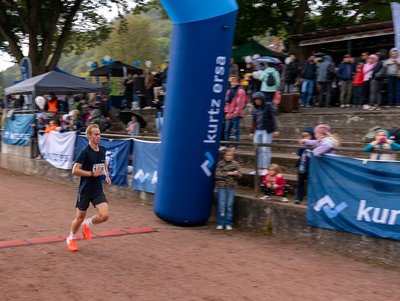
[123,74,134,109]
[126,115,140,137]
[337,54,355,108]
[294,127,315,204]
[316,55,335,107]
[229,57,239,79]
[259,62,280,103]
[249,92,279,175]
[224,76,247,147]
[384,48,400,107]
[87,109,111,132]
[363,130,400,161]
[362,54,377,107]
[300,55,317,107]
[44,119,59,133]
[153,67,163,101]
[283,53,301,93]
[161,60,169,90]
[214,148,241,230]
[260,163,288,202]
[45,93,59,113]
[300,123,339,157]
[144,68,154,109]
[368,53,386,110]
[352,62,364,108]
[152,87,165,138]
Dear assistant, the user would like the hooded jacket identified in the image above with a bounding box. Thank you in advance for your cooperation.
[250,92,278,134]
[316,55,335,82]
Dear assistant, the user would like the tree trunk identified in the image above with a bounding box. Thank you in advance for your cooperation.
[288,0,309,56]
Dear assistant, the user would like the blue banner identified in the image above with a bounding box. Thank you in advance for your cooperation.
[132,139,161,193]
[307,155,400,240]
[3,114,34,146]
[75,136,131,185]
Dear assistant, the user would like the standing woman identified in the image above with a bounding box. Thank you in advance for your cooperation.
[249,92,279,175]
[362,54,377,107]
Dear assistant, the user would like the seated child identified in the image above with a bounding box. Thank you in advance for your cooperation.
[126,115,140,136]
[363,130,400,160]
[260,163,288,202]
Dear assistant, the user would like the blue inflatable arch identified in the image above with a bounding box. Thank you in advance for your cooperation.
[154,0,238,226]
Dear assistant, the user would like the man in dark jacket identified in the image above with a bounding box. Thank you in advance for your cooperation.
[300,55,317,107]
[337,54,355,108]
[284,53,301,93]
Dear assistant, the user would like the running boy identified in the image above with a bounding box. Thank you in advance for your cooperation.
[66,124,112,252]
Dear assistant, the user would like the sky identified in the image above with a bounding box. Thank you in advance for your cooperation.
[0,52,16,72]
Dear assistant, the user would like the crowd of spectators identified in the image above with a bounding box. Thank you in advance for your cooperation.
[3,92,112,137]
[232,48,400,110]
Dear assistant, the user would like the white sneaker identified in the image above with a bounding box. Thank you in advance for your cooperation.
[225,225,233,230]
[216,225,223,230]
[280,197,289,203]
[259,195,269,200]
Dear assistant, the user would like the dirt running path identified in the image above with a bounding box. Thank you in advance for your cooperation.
[0,168,399,301]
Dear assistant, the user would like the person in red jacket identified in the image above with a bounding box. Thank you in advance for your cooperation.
[260,163,288,202]
[352,62,364,108]
[224,76,247,147]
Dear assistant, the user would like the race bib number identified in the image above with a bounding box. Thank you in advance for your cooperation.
[93,163,105,174]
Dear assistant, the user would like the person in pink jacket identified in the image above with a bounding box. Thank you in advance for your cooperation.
[224,76,247,147]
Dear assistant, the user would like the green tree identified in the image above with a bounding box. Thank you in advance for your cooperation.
[0,0,146,76]
[97,13,171,68]
[137,0,393,50]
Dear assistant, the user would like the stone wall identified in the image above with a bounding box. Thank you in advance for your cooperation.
[1,152,399,267]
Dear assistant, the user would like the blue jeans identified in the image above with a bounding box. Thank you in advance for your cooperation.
[301,79,314,106]
[155,112,164,138]
[224,117,241,146]
[387,76,400,106]
[217,188,235,226]
[253,130,272,169]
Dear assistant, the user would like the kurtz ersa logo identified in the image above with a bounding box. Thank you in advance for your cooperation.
[201,152,215,177]
[314,195,348,218]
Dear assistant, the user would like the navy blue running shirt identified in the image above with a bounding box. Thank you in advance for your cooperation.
[75,145,107,196]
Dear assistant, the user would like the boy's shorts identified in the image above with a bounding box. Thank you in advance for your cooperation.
[76,193,108,211]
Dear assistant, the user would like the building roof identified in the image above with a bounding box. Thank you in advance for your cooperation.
[288,20,394,54]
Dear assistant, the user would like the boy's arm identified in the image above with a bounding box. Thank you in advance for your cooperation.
[104,161,112,185]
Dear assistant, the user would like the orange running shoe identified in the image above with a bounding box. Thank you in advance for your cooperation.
[66,237,78,252]
[82,222,92,240]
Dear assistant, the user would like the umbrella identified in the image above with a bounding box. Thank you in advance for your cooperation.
[118,109,147,128]
[256,56,282,64]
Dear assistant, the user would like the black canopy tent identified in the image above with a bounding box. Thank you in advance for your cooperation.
[5,70,106,97]
[89,61,143,77]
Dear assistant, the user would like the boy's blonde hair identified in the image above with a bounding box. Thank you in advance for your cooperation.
[86,124,99,136]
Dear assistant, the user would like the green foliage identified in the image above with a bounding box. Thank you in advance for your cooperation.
[0,0,148,75]
[0,9,171,97]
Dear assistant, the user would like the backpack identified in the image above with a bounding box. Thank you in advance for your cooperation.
[266,72,276,86]
[361,126,385,143]
[388,127,400,143]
